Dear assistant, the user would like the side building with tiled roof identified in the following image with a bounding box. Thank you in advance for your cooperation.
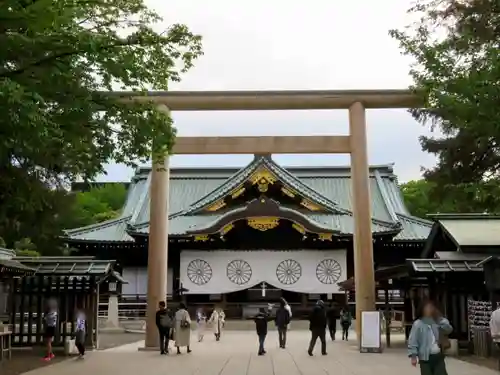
[63,155,432,313]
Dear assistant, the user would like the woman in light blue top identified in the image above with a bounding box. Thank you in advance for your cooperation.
[408,300,452,375]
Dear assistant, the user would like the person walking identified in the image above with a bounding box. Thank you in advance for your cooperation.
[254,308,273,355]
[196,307,207,342]
[174,303,192,354]
[74,309,87,358]
[408,300,453,375]
[340,307,352,341]
[308,300,327,356]
[42,299,58,361]
[327,302,339,341]
[155,301,174,355]
[490,303,500,369]
[208,306,225,341]
[275,298,291,348]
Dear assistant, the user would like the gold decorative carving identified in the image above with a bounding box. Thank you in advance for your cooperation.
[206,199,226,212]
[194,235,209,242]
[249,168,277,185]
[221,223,234,235]
[300,199,322,211]
[258,181,269,192]
[281,187,295,198]
[231,187,245,199]
[318,233,333,241]
[247,217,279,231]
[292,222,306,234]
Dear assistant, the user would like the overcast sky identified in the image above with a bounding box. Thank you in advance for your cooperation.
[100,0,438,183]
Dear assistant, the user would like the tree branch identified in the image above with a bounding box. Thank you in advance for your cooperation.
[0,35,150,78]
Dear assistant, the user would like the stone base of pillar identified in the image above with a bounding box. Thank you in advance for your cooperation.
[138,346,161,352]
[106,295,120,328]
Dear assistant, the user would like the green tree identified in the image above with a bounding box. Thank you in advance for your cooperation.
[400,179,500,217]
[0,0,202,250]
[14,238,41,257]
[67,183,128,228]
[390,0,500,211]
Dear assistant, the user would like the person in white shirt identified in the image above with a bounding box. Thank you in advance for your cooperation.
[490,304,500,344]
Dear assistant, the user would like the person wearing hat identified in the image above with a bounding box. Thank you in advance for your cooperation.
[307,300,327,356]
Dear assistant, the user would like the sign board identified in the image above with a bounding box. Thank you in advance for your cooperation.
[360,311,382,353]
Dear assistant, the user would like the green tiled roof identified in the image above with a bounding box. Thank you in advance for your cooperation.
[14,256,127,283]
[64,156,432,242]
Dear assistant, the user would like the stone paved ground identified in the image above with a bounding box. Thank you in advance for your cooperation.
[21,331,498,375]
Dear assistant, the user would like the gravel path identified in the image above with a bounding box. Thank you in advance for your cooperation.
[0,332,144,375]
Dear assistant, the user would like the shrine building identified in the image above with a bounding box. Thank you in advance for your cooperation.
[64,155,432,316]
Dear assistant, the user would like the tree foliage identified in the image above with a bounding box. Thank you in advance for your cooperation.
[68,183,128,228]
[400,179,500,218]
[390,0,500,211]
[0,0,202,251]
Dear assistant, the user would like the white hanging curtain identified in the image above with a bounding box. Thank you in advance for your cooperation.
[180,250,346,295]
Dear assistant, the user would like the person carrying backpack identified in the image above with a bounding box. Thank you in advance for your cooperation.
[156,301,174,355]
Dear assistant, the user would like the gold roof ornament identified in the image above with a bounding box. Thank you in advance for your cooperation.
[292,222,306,234]
[205,199,226,212]
[247,217,280,231]
[300,199,322,211]
[249,168,277,185]
[221,223,234,235]
[281,187,295,198]
[231,187,246,199]
[249,168,277,193]
[318,233,333,241]
[194,235,209,242]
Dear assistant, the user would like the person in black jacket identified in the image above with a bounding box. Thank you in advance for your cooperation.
[326,302,339,341]
[275,298,291,349]
[308,300,327,356]
[254,308,273,355]
[155,301,173,355]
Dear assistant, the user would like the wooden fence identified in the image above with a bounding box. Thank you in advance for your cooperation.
[9,276,99,347]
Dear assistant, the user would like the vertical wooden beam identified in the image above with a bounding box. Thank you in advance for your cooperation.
[145,105,170,348]
[349,101,376,341]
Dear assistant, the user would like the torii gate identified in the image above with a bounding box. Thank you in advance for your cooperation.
[114,89,420,348]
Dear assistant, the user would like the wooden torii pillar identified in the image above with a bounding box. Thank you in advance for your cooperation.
[121,89,420,348]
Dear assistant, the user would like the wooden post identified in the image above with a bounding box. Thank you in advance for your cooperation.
[384,283,391,348]
[349,101,376,340]
[144,141,170,348]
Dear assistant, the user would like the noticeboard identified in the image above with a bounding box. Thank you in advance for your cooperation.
[360,311,382,353]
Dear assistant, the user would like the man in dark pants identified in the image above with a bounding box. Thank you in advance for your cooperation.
[308,300,327,356]
[275,298,291,348]
[155,301,173,355]
[326,302,339,341]
[254,308,273,355]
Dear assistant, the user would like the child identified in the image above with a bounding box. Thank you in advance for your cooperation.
[75,309,87,358]
[43,299,58,361]
[196,307,207,342]
[340,308,352,341]
[254,308,272,355]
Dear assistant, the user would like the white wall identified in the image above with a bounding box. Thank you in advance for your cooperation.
[121,267,173,296]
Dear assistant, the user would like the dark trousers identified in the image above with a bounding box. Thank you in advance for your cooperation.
[308,329,326,354]
[258,334,266,354]
[75,342,85,355]
[419,353,448,375]
[328,319,337,340]
[75,331,85,355]
[159,328,170,353]
[341,322,350,340]
[278,327,287,347]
